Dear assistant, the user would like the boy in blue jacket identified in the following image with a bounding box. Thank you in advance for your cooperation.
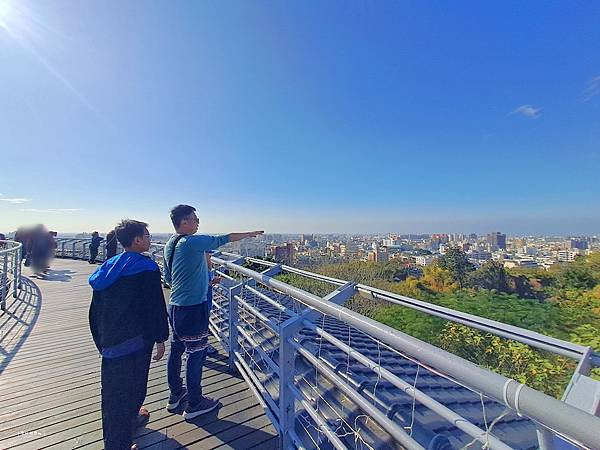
[89,219,169,450]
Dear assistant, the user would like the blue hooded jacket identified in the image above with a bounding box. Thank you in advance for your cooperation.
[89,252,158,291]
[88,252,169,358]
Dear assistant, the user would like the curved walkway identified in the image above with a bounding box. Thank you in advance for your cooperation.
[0,258,277,450]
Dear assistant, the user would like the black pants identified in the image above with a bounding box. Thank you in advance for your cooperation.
[101,346,152,450]
[89,246,99,263]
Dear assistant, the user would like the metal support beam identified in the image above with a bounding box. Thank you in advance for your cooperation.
[278,315,304,450]
[300,281,356,323]
[227,282,243,372]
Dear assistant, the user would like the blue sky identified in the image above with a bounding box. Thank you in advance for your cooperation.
[0,1,599,235]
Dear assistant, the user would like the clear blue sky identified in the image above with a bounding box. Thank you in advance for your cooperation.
[1,1,599,235]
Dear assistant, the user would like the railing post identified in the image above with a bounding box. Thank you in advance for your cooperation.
[71,242,76,258]
[1,254,7,311]
[278,316,303,449]
[227,282,243,371]
[12,247,20,298]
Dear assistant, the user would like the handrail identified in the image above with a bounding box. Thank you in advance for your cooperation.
[221,251,599,366]
[0,240,23,312]
[56,240,599,365]
[52,239,600,449]
[212,254,600,449]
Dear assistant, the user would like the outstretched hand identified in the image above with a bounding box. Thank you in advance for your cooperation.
[248,230,264,238]
[153,342,165,361]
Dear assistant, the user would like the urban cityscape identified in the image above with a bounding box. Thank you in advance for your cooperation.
[217,231,598,270]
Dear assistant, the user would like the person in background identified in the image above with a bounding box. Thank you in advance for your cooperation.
[89,231,104,264]
[14,227,30,265]
[106,229,118,260]
[163,204,263,419]
[30,224,50,275]
[88,219,169,450]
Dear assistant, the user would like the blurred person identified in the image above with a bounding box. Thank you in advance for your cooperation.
[163,204,263,419]
[106,229,118,260]
[89,231,104,264]
[88,219,169,450]
[14,227,31,266]
[30,225,51,274]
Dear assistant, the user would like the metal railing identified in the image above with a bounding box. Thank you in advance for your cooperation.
[54,239,600,449]
[0,240,23,312]
[53,238,125,261]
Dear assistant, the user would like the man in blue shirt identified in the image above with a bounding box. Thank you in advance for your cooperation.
[164,204,263,419]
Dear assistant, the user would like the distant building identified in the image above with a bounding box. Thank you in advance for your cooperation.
[487,232,507,250]
[567,238,588,250]
[383,237,402,247]
[504,258,539,269]
[272,243,295,264]
[467,250,492,262]
[367,249,388,263]
[556,250,579,263]
[415,255,435,266]
[300,234,314,245]
[514,238,526,249]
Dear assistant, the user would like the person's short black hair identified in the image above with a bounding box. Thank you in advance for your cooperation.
[114,219,148,247]
[170,204,196,229]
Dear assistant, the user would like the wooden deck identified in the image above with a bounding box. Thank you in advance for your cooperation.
[0,258,278,450]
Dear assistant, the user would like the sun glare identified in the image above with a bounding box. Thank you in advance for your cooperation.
[0,0,15,32]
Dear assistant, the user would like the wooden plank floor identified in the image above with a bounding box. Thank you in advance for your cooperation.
[0,258,278,450]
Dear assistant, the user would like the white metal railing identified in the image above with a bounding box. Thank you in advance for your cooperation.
[54,239,600,450]
[0,240,23,312]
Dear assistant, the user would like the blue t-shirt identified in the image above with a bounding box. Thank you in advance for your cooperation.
[164,234,229,306]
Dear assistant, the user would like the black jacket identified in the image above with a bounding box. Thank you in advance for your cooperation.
[88,252,169,355]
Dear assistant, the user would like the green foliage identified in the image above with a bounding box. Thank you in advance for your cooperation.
[274,251,600,398]
[557,264,598,290]
[467,260,510,293]
[437,247,475,287]
[439,324,575,397]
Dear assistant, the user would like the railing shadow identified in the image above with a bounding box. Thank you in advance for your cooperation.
[0,277,42,375]
[31,269,75,282]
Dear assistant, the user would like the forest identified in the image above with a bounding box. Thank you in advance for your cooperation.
[276,249,600,398]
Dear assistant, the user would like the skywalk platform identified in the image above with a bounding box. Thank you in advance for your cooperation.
[0,258,278,450]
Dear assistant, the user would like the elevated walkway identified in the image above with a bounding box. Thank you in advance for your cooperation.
[1,239,600,450]
[0,258,277,449]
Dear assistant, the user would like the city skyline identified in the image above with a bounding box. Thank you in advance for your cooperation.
[1,1,599,234]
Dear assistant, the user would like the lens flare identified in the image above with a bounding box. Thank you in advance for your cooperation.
[0,1,12,30]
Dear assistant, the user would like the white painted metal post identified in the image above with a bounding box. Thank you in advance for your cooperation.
[12,248,19,298]
[228,283,242,371]
[278,316,303,449]
[1,255,7,311]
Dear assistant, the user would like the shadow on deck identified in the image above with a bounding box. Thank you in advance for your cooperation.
[0,258,277,450]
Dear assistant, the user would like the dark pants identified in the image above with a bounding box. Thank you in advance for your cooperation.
[107,246,117,259]
[89,246,99,263]
[167,302,210,407]
[101,345,152,450]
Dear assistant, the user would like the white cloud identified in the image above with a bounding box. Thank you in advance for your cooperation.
[20,208,82,214]
[582,76,600,102]
[511,104,542,118]
[0,197,32,204]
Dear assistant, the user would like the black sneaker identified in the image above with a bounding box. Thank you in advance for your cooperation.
[166,387,187,412]
[183,396,220,420]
